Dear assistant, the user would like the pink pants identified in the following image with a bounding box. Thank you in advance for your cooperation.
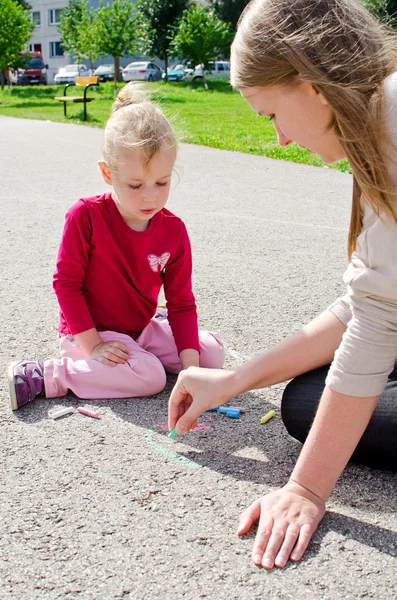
[44,312,224,400]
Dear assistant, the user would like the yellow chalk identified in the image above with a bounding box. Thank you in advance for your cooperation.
[260,410,276,424]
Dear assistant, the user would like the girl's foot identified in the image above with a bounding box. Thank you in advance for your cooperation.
[8,360,45,410]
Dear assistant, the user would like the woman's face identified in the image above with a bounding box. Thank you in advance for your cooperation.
[240,81,346,164]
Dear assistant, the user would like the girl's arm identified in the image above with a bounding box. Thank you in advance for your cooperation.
[168,309,346,432]
[240,387,378,569]
[74,328,103,355]
[179,348,200,369]
[164,223,200,357]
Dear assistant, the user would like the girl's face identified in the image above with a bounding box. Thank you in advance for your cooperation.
[99,145,176,232]
[240,81,346,164]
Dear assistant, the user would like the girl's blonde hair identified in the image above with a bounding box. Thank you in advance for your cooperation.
[231,0,397,257]
[103,82,176,171]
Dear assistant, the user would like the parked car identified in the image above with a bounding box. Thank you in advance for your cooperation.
[162,64,185,82]
[122,62,163,82]
[184,61,230,81]
[93,64,123,82]
[54,64,92,85]
[8,52,48,85]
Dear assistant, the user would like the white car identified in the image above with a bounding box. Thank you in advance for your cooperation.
[184,61,230,81]
[122,61,163,82]
[54,64,92,85]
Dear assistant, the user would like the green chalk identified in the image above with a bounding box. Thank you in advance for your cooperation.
[168,427,177,439]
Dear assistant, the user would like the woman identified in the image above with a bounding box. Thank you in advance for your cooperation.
[168,0,397,570]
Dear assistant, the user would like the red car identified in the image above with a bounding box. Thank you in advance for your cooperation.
[9,52,48,85]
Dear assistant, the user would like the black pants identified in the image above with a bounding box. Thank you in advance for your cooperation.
[281,363,397,472]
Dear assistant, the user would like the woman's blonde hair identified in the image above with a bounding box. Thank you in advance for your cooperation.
[103,82,176,171]
[231,0,397,257]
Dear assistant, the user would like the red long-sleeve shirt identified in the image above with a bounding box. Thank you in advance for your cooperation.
[53,193,200,354]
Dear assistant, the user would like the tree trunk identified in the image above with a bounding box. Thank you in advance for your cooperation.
[164,53,168,82]
[199,60,208,90]
[113,56,120,95]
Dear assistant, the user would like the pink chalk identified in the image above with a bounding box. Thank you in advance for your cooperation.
[77,407,100,419]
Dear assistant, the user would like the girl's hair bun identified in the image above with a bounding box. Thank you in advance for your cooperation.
[112,81,149,113]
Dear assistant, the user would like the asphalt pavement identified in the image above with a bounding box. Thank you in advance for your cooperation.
[1,115,396,599]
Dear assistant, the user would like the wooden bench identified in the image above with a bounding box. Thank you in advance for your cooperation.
[54,76,99,121]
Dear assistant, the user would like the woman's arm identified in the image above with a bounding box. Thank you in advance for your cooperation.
[232,309,346,393]
[169,309,346,432]
[240,386,379,569]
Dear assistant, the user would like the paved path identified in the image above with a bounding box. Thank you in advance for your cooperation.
[1,116,396,599]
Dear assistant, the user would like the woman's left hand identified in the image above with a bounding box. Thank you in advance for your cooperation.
[237,481,326,569]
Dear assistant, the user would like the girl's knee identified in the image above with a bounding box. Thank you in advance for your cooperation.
[199,332,225,369]
[127,355,167,396]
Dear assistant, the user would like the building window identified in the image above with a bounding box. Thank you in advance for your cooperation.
[32,11,41,26]
[48,8,63,25]
[49,41,64,57]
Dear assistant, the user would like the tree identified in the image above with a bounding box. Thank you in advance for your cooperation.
[210,0,250,31]
[386,0,397,23]
[171,5,233,88]
[136,0,189,81]
[58,0,100,71]
[0,0,34,89]
[363,0,389,21]
[96,0,142,91]
[13,0,31,9]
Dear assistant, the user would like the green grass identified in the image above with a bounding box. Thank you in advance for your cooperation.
[0,80,349,171]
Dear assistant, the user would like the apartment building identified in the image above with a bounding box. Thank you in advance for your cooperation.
[28,0,71,82]
[27,0,140,83]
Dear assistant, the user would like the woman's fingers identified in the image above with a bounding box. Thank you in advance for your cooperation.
[274,525,301,568]
[238,486,326,570]
[251,522,273,566]
[260,525,288,569]
[290,523,315,562]
[168,378,190,430]
[237,499,261,536]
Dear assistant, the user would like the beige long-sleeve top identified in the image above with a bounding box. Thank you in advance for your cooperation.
[326,71,397,397]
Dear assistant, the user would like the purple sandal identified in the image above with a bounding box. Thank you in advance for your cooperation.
[8,360,45,411]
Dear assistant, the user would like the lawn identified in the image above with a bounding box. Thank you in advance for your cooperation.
[0,80,349,171]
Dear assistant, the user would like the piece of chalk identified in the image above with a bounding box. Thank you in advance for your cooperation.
[225,408,240,419]
[76,407,100,419]
[260,409,276,424]
[206,407,219,412]
[219,406,247,414]
[51,407,75,420]
[168,426,177,439]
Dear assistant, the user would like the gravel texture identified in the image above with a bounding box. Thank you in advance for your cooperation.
[1,116,396,600]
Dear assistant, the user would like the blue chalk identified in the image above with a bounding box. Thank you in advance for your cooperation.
[218,406,229,414]
[206,407,219,412]
[225,408,240,419]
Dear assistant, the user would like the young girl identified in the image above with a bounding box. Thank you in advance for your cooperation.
[168,0,397,570]
[8,82,224,410]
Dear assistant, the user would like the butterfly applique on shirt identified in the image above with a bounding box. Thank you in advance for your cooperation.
[147,252,170,273]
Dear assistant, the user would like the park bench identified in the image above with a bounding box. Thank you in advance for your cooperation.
[54,76,99,121]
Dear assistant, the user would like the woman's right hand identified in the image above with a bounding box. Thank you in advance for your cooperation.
[90,340,129,366]
[168,367,236,433]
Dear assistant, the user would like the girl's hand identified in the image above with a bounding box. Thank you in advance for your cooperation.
[168,367,236,433]
[238,481,326,569]
[90,340,129,366]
